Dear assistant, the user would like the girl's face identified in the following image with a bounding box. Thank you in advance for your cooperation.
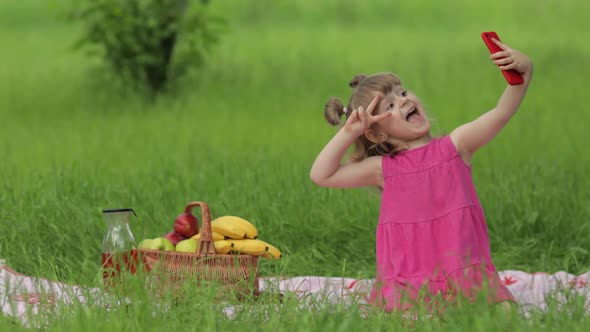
[372,86,430,143]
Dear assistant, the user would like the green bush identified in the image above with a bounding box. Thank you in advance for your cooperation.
[65,0,224,94]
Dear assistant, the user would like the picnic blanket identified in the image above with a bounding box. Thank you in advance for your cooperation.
[1,259,589,327]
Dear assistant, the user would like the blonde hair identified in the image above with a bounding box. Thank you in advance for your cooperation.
[324,73,403,162]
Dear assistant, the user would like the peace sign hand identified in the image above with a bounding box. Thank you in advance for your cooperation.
[343,95,392,137]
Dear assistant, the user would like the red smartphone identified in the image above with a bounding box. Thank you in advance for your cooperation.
[481,31,524,85]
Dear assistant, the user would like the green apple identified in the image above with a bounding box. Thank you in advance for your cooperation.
[175,238,198,253]
[138,237,175,251]
[151,237,174,251]
[138,239,155,250]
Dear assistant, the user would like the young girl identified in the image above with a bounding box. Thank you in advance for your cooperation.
[310,38,533,312]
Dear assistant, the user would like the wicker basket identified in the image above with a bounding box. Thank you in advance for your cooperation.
[138,201,259,299]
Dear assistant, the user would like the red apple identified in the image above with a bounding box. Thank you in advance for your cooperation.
[164,231,185,246]
[173,203,200,238]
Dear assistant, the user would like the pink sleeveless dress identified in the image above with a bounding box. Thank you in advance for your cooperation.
[369,136,514,311]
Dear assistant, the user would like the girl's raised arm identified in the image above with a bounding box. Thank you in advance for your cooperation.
[310,95,391,188]
[450,38,533,165]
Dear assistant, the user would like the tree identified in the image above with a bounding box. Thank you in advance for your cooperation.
[66,0,224,95]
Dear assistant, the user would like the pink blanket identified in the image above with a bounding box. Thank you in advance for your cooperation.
[1,259,589,327]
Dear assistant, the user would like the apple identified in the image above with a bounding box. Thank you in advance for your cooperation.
[173,203,200,238]
[138,237,174,251]
[138,239,155,250]
[175,238,199,253]
[164,231,185,246]
[151,237,175,251]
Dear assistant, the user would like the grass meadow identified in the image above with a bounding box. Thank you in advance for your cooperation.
[1,0,589,330]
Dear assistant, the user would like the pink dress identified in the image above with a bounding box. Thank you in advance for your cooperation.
[369,136,514,311]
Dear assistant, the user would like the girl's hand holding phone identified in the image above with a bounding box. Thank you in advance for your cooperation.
[489,38,533,78]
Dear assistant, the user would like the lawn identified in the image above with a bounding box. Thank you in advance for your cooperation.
[0,0,589,330]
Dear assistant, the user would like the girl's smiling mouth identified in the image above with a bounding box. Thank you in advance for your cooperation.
[403,105,421,122]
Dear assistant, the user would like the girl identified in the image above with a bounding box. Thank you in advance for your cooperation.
[310,38,533,312]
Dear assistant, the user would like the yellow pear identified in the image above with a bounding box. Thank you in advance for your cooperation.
[175,238,198,253]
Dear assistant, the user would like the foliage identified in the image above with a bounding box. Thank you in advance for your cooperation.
[65,0,224,94]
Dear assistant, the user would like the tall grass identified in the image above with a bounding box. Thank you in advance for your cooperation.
[0,0,589,330]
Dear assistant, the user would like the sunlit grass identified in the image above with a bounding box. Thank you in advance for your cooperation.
[0,0,589,330]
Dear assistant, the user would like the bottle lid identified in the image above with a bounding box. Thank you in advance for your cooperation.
[102,208,137,216]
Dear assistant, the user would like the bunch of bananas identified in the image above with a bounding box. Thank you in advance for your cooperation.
[190,216,282,259]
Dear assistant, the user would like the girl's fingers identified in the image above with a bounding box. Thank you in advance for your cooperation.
[493,57,513,65]
[491,38,508,50]
[347,109,358,122]
[372,112,393,122]
[366,94,382,114]
[498,63,516,71]
[353,107,362,123]
[490,50,511,59]
[359,107,369,124]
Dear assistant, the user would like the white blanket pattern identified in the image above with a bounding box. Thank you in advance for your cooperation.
[1,259,589,327]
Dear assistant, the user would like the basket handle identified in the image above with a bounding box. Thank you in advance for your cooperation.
[184,201,216,256]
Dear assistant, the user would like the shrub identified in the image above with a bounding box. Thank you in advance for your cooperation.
[65,0,224,94]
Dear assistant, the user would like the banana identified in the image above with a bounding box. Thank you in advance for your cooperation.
[213,240,232,254]
[259,241,282,260]
[211,218,246,239]
[227,239,268,256]
[213,216,258,239]
[190,231,225,242]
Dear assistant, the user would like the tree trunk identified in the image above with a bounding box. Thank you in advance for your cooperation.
[145,0,190,93]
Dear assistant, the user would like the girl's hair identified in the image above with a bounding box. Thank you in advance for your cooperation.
[324,73,403,162]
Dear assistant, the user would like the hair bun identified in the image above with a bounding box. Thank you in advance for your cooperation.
[324,97,345,126]
[349,74,366,88]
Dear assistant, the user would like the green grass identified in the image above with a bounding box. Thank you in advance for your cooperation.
[1,0,589,330]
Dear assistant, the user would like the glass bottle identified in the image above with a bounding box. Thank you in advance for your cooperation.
[101,208,139,290]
